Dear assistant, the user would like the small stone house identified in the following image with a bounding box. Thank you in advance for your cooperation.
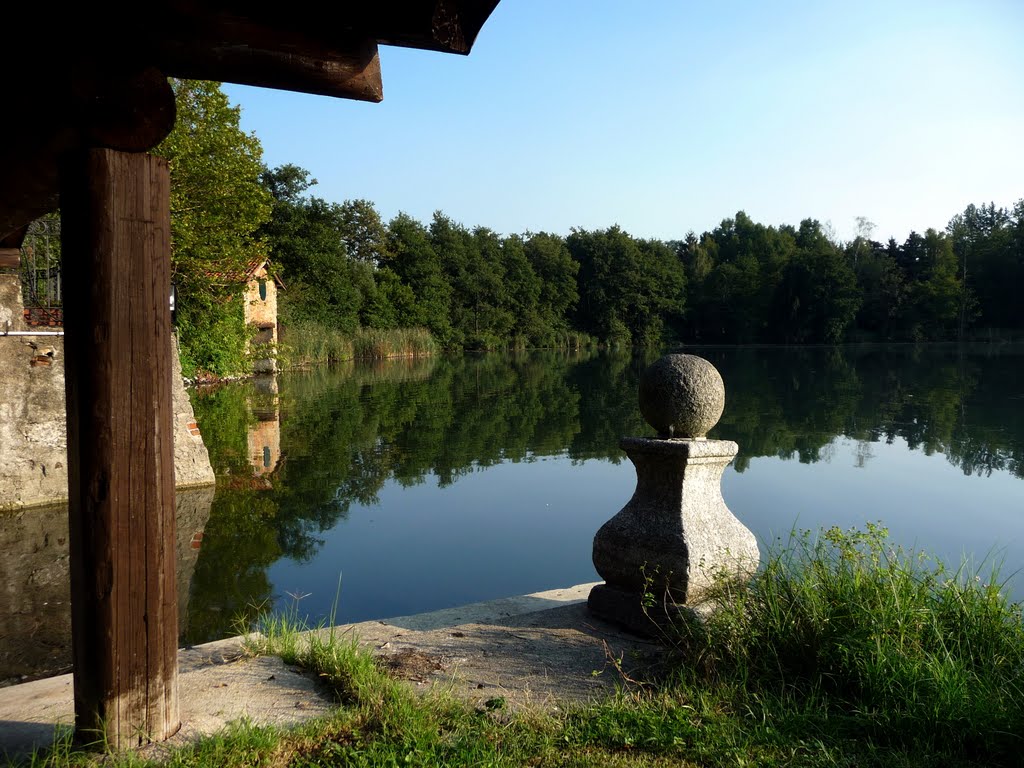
[243,259,281,374]
[206,257,282,374]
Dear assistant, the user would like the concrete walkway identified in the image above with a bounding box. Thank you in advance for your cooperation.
[0,583,662,763]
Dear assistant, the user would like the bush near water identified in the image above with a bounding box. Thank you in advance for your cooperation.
[191,526,1024,766]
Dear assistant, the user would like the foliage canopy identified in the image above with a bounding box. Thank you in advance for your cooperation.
[155,79,272,376]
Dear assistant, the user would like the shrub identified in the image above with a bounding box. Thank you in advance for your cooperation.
[667,524,1024,759]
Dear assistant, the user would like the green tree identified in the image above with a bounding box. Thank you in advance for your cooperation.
[339,199,392,266]
[260,165,366,332]
[910,229,965,340]
[947,201,1017,333]
[387,212,455,344]
[426,214,511,349]
[568,226,682,347]
[686,212,795,343]
[463,225,515,347]
[773,219,860,343]
[497,234,543,345]
[523,232,579,344]
[155,79,272,376]
[678,231,720,340]
[851,240,906,340]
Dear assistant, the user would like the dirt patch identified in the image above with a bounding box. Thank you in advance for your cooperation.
[348,601,665,712]
[376,648,446,683]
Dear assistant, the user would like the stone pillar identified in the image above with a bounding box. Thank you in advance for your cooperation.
[588,354,759,633]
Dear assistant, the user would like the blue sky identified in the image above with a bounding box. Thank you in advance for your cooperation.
[224,0,1023,244]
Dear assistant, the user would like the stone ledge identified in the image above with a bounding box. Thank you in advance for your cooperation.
[0,582,664,762]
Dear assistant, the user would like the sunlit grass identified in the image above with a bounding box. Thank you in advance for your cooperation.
[665,523,1024,759]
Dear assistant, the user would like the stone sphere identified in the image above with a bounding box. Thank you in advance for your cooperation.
[638,354,725,438]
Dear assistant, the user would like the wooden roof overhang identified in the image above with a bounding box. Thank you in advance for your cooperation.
[1,2,500,749]
[0,0,500,244]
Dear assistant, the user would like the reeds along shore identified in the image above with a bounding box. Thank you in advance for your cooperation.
[278,322,599,367]
[280,323,437,366]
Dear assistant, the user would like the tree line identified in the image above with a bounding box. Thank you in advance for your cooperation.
[264,168,1023,351]
[61,80,1016,375]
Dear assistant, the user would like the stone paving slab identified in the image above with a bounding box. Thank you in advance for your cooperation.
[0,638,335,763]
[0,583,662,763]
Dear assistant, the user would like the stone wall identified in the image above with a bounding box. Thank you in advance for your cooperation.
[244,263,278,374]
[0,273,215,510]
[171,334,218,489]
[244,264,277,331]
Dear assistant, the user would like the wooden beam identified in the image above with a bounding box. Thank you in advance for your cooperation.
[0,223,24,267]
[155,15,383,101]
[61,149,179,748]
[0,1,504,237]
[0,67,177,241]
[0,249,20,268]
[360,0,502,54]
[76,66,178,152]
[149,1,499,56]
[0,226,28,250]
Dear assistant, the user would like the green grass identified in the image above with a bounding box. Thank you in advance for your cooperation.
[351,327,437,360]
[280,321,596,363]
[12,524,1024,767]
[280,322,437,366]
[663,523,1024,761]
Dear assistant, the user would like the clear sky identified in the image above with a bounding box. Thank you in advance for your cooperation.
[224,0,1023,244]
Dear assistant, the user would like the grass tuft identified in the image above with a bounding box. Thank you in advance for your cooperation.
[666,523,1024,760]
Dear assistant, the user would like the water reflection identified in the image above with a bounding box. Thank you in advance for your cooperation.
[0,486,214,686]
[184,344,1023,643]
[6,346,1018,681]
[248,375,281,476]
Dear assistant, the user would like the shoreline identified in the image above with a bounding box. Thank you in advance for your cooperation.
[0,581,659,762]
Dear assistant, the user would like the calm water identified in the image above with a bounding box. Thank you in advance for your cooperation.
[4,345,1021,683]
[182,344,1024,645]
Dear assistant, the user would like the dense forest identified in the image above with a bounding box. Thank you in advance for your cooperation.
[264,167,1023,353]
[18,81,1021,375]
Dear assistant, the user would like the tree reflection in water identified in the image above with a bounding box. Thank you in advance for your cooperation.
[185,344,1024,644]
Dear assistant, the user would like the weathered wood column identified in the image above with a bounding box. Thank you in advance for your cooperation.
[61,149,179,747]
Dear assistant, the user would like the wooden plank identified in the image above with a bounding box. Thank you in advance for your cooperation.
[156,29,383,101]
[61,149,179,748]
[0,226,28,250]
[78,66,177,152]
[0,2,503,238]
[360,0,502,54]
[0,248,19,268]
[159,1,502,54]
[0,67,176,241]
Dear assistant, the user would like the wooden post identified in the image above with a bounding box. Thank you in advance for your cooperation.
[60,149,179,747]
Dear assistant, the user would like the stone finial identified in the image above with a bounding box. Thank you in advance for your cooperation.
[638,353,725,439]
[588,352,758,634]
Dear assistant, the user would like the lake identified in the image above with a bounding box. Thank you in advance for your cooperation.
[183,344,1024,645]
[2,344,1022,683]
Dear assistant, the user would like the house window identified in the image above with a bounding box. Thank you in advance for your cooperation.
[258,279,268,301]
[263,446,271,468]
